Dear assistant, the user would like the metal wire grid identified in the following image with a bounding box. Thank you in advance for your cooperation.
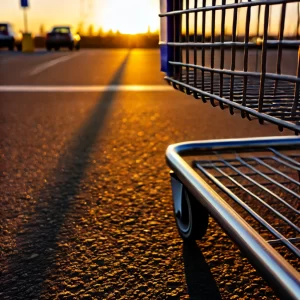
[191,146,300,269]
[159,0,300,133]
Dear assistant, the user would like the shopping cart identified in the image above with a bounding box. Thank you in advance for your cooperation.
[159,0,300,299]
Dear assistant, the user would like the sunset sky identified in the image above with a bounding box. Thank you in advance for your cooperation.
[179,0,299,37]
[0,0,298,36]
[0,0,160,34]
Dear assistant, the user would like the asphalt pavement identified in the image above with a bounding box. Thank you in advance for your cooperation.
[0,49,291,299]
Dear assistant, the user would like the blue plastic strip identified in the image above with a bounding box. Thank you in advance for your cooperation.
[160,0,174,76]
[160,44,172,75]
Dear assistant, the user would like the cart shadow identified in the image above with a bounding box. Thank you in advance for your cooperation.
[183,241,222,300]
[2,51,131,297]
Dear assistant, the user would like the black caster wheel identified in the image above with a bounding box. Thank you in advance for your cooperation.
[170,172,209,241]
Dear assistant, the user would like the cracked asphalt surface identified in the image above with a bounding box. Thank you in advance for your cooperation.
[0,49,293,299]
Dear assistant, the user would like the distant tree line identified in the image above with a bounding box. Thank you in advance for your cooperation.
[34,24,159,48]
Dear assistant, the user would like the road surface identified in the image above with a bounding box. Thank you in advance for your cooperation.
[0,49,291,299]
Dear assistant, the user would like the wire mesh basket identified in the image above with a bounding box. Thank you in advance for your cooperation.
[160,0,300,298]
[160,0,300,134]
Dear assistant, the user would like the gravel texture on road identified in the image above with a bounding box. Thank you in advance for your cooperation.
[0,50,287,299]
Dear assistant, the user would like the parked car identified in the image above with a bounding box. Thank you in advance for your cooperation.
[0,23,22,51]
[46,26,80,51]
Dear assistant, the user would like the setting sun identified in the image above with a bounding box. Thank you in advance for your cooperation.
[98,0,159,34]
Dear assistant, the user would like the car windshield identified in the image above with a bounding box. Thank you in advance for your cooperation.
[52,27,70,34]
[0,24,8,33]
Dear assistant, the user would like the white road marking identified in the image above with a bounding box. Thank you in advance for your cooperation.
[29,53,81,76]
[0,85,173,92]
[0,57,18,65]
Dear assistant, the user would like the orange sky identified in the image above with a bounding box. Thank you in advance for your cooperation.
[0,0,160,34]
[0,0,298,36]
[181,0,299,36]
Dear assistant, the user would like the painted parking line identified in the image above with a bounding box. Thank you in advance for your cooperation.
[29,53,81,76]
[0,56,19,65]
[0,85,173,92]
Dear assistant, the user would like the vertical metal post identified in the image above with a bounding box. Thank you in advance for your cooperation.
[229,0,238,113]
[242,0,251,112]
[297,2,300,39]
[255,5,261,72]
[23,8,28,33]
[174,0,183,79]
[258,4,270,114]
[257,6,261,40]
[219,0,226,103]
[274,2,286,95]
[291,47,300,117]
[269,6,272,36]
[194,0,198,88]
[186,0,190,85]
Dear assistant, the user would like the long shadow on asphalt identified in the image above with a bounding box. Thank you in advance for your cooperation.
[2,50,131,297]
[183,241,222,300]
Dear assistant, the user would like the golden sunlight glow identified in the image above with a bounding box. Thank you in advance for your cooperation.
[99,0,158,34]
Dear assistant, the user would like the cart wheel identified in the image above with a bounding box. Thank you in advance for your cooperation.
[170,173,209,241]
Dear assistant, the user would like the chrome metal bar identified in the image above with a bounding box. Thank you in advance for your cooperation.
[201,0,206,93]
[255,2,261,72]
[242,0,251,109]
[213,171,275,178]
[298,2,300,39]
[292,47,300,116]
[169,61,300,84]
[197,164,300,254]
[268,237,300,245]
[219,0,226,102]
[235,157,300,208]
[165,137,300,299]
[270,148,300,168]
[210,0,216,100]
[193,0,198,88]
[274,2,286,94]
[258,4,269,113]
[165,40,300,47]
[250,156,300,187]
[271,156,300,171]
[206,159,300,228]
[230,0,239,112]
[166,77,300,133]
[178,0,183,82]
[186,0,190,85]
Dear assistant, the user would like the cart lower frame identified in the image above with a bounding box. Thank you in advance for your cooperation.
[166,135,300,300]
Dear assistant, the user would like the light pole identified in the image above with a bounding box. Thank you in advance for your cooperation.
[20,0,29,33]
[23,7,28,33]
[20,0,34,52]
